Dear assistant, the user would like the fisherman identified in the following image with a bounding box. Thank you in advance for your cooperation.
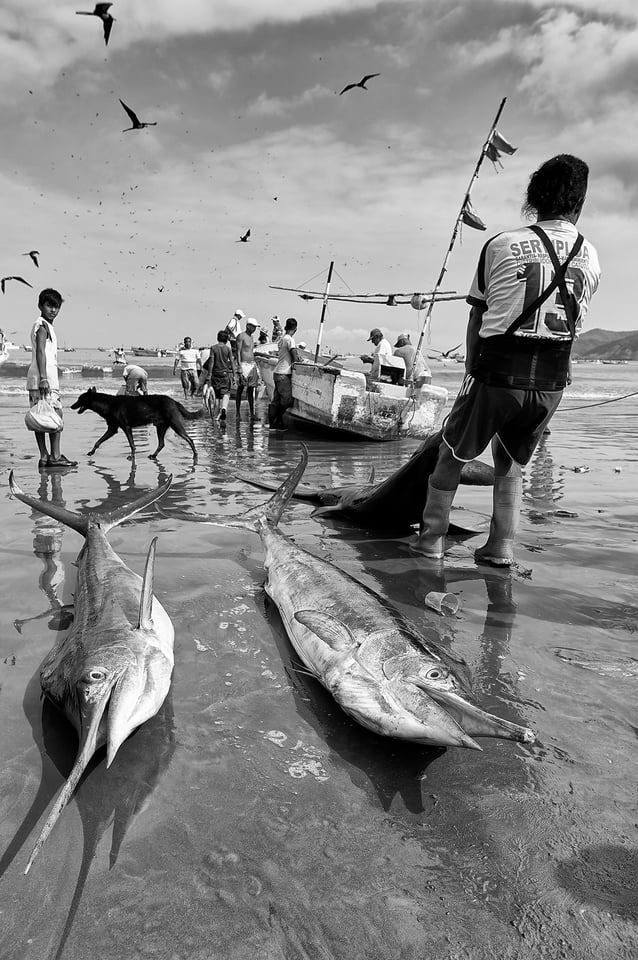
[270,316,283,343]
[393,333,431,385]
[225,308,244,359]
[121,362,148,395]
[268,317,302,430]
[172,336,201,398]
[235,318,260,421]
[412,154,601,565]
[360,328,392,380]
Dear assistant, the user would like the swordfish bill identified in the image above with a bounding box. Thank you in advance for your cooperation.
[228,446,535,751]
[9,472,175,874]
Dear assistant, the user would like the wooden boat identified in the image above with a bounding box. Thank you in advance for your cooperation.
[255,344,448,441]
[132,346,161,357]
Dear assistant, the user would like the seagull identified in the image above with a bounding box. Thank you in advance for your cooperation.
[119,98,157,132]
[22,250,40,267]
[338,73,381,96]
[237,229,251,243]
[1,276,34,294]
[76,3,115,47]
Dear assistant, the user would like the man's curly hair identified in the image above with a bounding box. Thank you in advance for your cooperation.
[522,154,589,219]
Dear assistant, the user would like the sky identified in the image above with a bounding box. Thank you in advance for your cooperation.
[1,0,637,354]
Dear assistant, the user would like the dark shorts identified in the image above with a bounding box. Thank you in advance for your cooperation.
[210,373,231,397]
[273,373,293,409]
[442,374,562,466]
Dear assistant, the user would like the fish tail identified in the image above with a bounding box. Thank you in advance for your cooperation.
[10,471,89,536]
[9,471,172,536]
[233,444,309,530]
[99,477,173,532]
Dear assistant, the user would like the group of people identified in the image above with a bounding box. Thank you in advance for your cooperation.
[171,309,290,424]
[24,155,600,572]
[360,328,431,385]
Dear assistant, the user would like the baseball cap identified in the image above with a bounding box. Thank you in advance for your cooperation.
[245,317,258,328]
[394,332,410,346]
[367,328,383,341]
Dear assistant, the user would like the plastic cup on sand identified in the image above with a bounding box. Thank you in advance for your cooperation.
[424,591,459,616]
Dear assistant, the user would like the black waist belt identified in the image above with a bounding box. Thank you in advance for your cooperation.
[472,335,571,391]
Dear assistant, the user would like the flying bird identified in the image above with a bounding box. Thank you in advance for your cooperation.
[22,250,40,267]
[119,99,157,132]
[338,73,381,96]
[237,229,251,243]
[1,276,34,294]
[76,3,115,47]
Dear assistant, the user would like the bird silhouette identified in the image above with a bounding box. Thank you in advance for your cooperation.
[338,73,381,96]
[1,276,34,294]
[76,3,115,46]
[22,250,40,267]
[119,99,157,132]
[237,229,251,243]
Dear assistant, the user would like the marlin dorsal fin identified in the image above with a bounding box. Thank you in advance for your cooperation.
[138,537,158,630]
[367,466,375,484]
[293,610,356,651]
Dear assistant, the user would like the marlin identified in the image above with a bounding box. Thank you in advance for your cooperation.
[229,447,534,750]
[9,472,175,873]
[236,429,493,530]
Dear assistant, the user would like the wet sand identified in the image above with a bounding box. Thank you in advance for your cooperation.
[0,363,636,960]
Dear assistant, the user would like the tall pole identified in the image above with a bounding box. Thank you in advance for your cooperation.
[314,260,334,363]
[414,97,507,361]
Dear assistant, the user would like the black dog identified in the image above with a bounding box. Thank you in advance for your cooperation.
[71,388,205,462]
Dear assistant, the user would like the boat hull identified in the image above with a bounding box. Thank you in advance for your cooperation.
[255,356,448,441]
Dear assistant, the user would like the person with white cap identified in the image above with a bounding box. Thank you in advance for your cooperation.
[235,318,260,421]
[360,328,392,380]
[225,308,244,360]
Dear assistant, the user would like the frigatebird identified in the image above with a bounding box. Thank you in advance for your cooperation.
[119,99,157,132]
[1,276,33,294]
[76,3,115,47]
[237,229,251,243]
[22,250,40,267]
[339,73,380,95]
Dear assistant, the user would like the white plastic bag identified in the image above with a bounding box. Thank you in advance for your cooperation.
[25,399,63,433]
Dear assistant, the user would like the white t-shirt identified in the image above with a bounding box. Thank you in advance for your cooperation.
[27,318,59,391]
[274,333,296,375]
[467,219,601,341]
[176,347,200,371]
[370,337,393,378]
[226,316,242,339]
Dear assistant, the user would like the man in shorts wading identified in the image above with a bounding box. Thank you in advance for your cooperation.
[235,318,260,422]
[412,154,601,566]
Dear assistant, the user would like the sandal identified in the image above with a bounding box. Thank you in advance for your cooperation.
[48,455,78,468]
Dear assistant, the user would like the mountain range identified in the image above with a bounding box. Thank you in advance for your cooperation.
[574,328,638,360]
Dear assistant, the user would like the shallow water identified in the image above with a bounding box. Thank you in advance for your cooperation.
[0,355,636,959]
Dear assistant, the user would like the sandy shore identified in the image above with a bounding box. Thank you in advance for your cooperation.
[0,376,636,960]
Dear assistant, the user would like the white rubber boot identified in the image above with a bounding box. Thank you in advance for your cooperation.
[410,481,455,559]
[474,476,522,567]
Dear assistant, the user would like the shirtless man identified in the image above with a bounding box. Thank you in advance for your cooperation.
[235,318,260,421]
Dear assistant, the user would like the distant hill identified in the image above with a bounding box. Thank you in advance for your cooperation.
[573,328,638,360]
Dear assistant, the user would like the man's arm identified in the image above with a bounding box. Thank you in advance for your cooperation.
[465,304,486,373]
[35,325,48,393]
[172,354,179,375]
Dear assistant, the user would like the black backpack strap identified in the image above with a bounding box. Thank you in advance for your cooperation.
[506,225,584,337]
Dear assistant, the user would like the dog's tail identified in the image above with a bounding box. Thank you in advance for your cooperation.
[175,400,206,421]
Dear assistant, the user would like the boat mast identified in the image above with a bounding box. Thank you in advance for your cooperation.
[314,260,334,362]
[414,97,507,361]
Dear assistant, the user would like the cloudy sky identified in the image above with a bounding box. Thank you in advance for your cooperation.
[1,0,636,353]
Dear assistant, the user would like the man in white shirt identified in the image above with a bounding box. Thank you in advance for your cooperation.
[268,317,302,429]
[226,309,244,359]
[173,336,201,398]
[121,363,148,395]
[360,327,392,380]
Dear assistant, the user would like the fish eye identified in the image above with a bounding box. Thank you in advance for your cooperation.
[425,668,445,681]
[83,668,107,683]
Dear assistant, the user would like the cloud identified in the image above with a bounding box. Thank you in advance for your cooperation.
[452,4,638,116]
[246,84,334,118]
[0,0,414,101]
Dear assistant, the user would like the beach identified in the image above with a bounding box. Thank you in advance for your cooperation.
[0,353,636,960]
